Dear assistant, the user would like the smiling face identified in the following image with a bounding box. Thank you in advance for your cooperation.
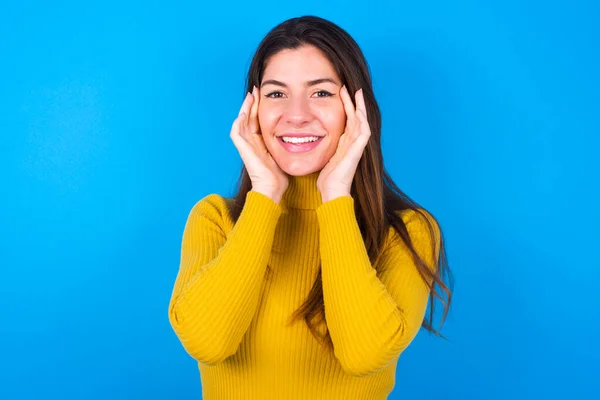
[258,45,346,176]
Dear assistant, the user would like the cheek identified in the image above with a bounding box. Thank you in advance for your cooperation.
[318,105,346,137]
[258,105,279,134]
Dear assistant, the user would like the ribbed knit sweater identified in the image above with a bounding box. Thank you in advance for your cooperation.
[168,171,439,399]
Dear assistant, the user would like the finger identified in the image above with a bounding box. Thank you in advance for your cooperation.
[238,91,255,139]
[238,92,253,126]
[249,128,269,154]
[231,112,264,161]
[355,88,367,117]
[356,108,371,140]
[248,86,260,134]
[234,107,267,155]
[230,112,246,141]
[339,85,356,132]
[355,90,371,135]
[241,111,255,142]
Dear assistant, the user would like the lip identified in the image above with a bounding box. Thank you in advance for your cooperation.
[278,135,324,153]
[277,133,325,138]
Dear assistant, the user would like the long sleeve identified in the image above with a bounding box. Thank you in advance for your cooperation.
[168,190,283,365]
[316,196,440,377]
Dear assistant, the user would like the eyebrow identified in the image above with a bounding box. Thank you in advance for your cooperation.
[260,78,339,88]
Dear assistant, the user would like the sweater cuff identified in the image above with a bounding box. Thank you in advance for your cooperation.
[316,194,354,215]
[239,190,284,228]
[315,195,359,238]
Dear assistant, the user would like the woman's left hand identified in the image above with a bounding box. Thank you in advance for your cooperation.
[317,85,372,203]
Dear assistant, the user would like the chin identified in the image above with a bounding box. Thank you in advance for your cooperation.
[280,161,325,177]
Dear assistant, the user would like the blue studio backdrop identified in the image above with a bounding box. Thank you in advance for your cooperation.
[1,1,598,399]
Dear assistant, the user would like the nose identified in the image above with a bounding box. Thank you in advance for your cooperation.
[283,95,313,126]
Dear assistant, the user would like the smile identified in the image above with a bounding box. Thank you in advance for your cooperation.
[278,136,324,153]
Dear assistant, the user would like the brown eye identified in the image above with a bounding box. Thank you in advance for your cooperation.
[265,91,284,98]
[314,90,333,98]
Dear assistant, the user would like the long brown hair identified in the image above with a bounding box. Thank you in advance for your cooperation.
[228,16,453,351]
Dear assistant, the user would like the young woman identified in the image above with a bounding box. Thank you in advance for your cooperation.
[168,15,453,399]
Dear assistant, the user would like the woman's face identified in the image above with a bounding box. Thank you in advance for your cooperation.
[258,45,346,177]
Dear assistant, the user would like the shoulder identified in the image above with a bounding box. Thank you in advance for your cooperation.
[186,193,236,229]
[396,208,440,238]
[385,208,441,260]
[191,193,234,214]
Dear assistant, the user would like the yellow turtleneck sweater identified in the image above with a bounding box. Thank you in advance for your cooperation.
[168,171,439,399]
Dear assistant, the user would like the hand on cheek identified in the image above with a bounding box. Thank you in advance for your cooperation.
[317,85,371,203]
[230,86,289,202]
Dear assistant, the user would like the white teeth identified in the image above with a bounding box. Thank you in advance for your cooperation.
[281,136,320,144]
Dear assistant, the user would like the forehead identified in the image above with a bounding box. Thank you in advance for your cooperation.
[262,45,340,83]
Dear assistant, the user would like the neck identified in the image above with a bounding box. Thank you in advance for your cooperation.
[280,171,323,210]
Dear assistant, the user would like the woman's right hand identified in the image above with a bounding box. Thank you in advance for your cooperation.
[230,86,289,203]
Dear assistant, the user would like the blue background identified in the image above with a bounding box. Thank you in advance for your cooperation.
[1,0,598,399]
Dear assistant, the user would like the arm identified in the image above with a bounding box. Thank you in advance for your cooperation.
[168,190,283,365]
[316,196,439,377]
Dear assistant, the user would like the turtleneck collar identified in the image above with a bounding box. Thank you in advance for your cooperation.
[279,171,323,211]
